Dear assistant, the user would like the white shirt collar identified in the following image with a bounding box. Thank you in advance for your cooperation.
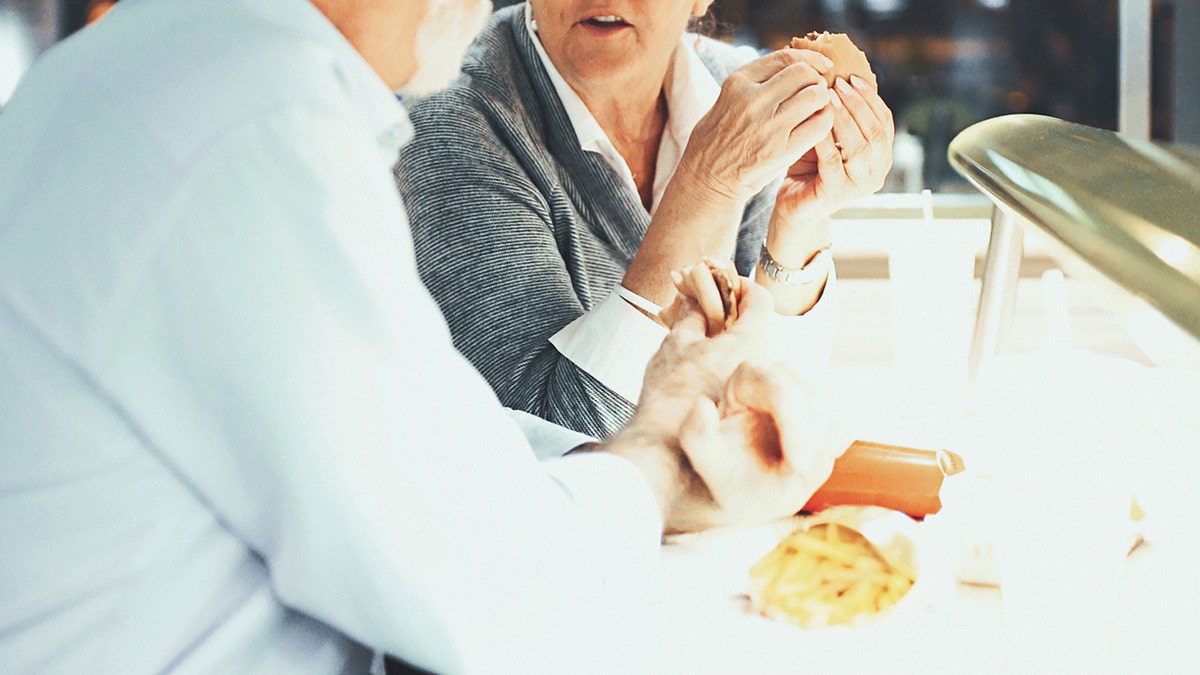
[276,0,414,154]
[524,4,720,212]
[659,32,722,164]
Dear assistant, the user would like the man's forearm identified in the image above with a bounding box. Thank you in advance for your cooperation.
[595,430,687,528]
[598,423,729,535]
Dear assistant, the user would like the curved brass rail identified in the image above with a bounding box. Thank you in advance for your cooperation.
[948,114,1200,340]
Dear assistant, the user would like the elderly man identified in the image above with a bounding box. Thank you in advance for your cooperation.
[0,0,846,673]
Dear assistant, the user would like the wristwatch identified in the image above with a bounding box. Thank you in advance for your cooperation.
[758,242,831,285]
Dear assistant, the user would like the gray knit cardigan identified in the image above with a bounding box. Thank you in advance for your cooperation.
[395,5,778,439]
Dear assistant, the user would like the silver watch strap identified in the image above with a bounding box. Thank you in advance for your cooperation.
[758,243,831,285]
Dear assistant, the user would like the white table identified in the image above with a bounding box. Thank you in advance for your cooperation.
[644,356,1200,674]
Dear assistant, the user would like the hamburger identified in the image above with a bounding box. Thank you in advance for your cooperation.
[790,32,877,90]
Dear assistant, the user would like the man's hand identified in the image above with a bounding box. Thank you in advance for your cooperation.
[601,279,850,534]
[599,280,773,527]
[668,362,851,533]
[636,277,774,436]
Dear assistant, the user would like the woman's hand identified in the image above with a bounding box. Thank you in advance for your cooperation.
[770,75,895,250]
[754,75,893,316]
[678,49,837,204]
[658,258,742,337]
[625,49,838,305]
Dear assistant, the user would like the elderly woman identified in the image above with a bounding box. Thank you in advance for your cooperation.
[396,1,893,438]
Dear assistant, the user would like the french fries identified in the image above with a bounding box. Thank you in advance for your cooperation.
[748,511,916,628]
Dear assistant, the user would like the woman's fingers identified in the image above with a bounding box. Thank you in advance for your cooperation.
[733,49,801,83]
[784,106,835,159]
[832,77,889,129]
[832,77,895,181]
[829,81,873,183]
[834,78,894,146]
[831,80,868,152]
[850,75,895,136]
[686,264,728,336]
[760,60,826,102]
[812,134,841,163]
[685,48,888,204]
[775,80,833,127]
[810,135,846,190]
[723,277,774,337]
[736,48,830,84]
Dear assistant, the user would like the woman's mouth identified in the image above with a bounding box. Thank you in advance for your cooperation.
[581,14,631,33]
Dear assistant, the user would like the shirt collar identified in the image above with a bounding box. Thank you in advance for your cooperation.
[265,0,413,154]
[524,4,720,177]
[524,4,613,160]
[661,36,721,154]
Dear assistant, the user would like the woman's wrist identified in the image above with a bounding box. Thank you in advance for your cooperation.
[765,210,833,270]
[759,210,833,316]
[625,159,748,305]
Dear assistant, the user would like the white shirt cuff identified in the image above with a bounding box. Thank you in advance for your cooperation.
[506,408,597,461]
[543,451,664,554]
[548,287,668,403]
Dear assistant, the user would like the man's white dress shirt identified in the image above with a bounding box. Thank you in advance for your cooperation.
[0,1,662,673]
[525,6,839,402]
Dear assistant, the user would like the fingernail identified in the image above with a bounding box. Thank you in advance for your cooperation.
[671,270,683,285]
[803,81,826,95]
[850,74,868,89]
[835,77,853,94]
[818,55,834,70]
[829,88,843,108]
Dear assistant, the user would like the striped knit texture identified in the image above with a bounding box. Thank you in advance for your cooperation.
[395,5,779,439]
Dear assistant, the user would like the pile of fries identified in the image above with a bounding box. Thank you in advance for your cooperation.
[748,513,916,628]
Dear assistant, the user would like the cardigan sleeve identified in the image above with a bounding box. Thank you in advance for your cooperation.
[396,92,637,439]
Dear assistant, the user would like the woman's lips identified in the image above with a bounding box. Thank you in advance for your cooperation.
[579,14,631,35]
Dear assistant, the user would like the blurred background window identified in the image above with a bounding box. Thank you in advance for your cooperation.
[1,0,58,107]
[705,0,1186,193]
[5,0,1197,193]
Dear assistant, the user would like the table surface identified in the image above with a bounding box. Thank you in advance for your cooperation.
[644,358,1200,674]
